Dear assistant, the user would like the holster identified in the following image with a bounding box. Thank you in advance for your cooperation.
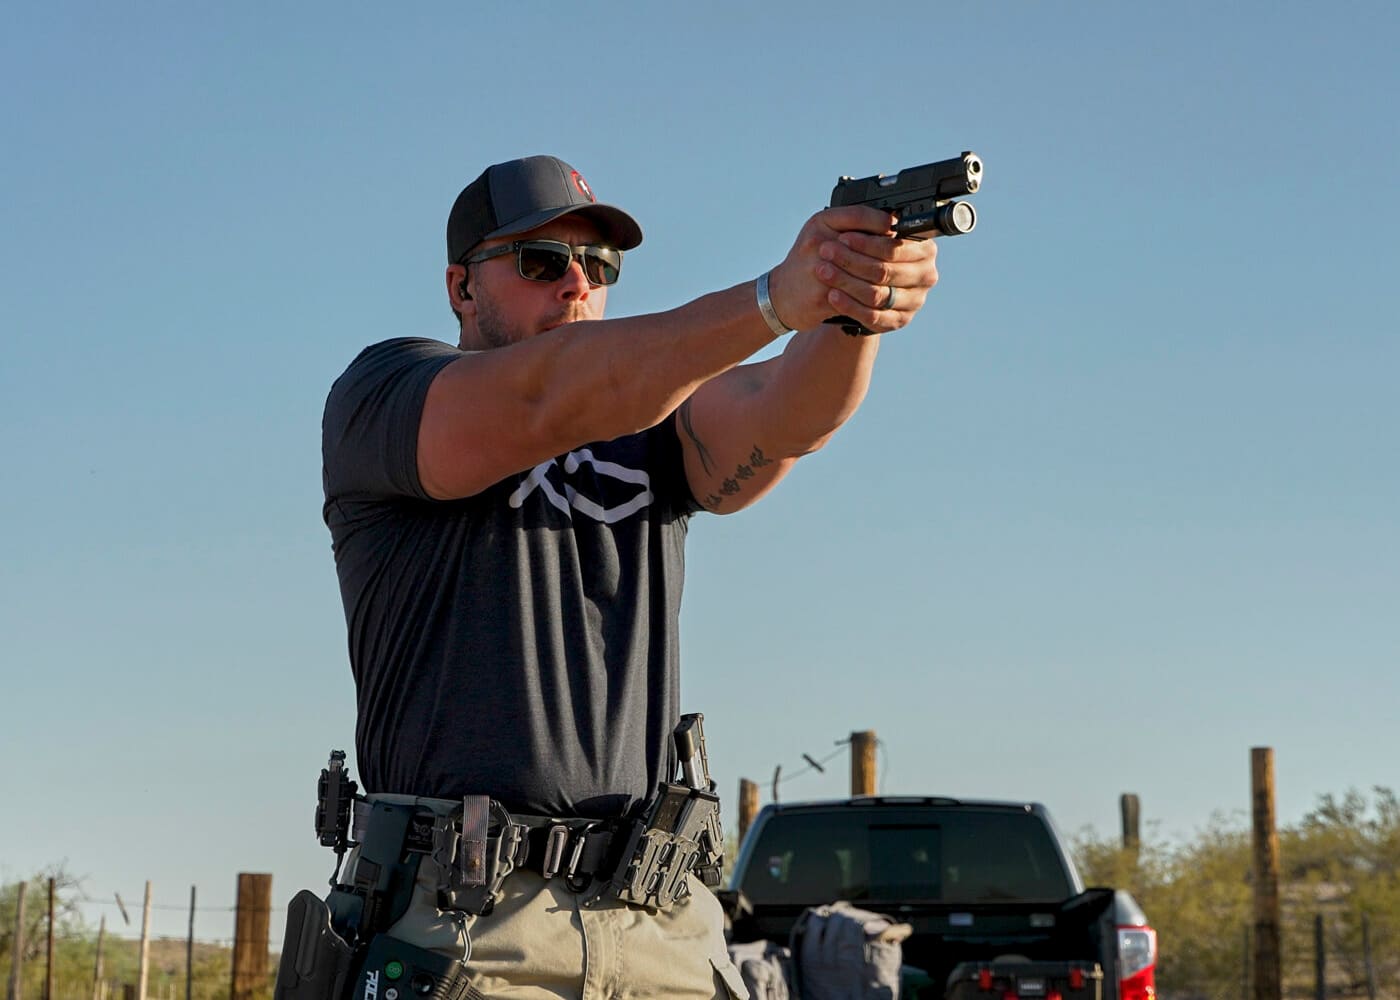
[274,891,355,1000]
[274,801,449,1000]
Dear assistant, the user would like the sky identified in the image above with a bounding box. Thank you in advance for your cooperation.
[3,1,1397,950]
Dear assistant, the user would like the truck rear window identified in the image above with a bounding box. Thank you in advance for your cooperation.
[739,806,1074,905]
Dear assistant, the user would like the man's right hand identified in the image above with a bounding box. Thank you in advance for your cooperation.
[767,206,940,335]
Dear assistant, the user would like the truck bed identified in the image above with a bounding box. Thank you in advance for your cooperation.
[730,889,1116,997]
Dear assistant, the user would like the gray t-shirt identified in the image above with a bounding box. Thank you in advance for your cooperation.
[322,337,699,819]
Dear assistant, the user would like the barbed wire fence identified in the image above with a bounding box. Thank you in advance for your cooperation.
[3,876,280,1000]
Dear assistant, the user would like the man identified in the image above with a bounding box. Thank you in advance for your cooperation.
[314,155,940,999]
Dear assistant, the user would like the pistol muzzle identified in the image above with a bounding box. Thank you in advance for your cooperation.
[962,152,983,193]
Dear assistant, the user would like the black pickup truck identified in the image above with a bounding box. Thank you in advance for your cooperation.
[722,797,1157,1000]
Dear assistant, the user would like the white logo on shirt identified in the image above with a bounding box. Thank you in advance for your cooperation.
[508,447,653,523]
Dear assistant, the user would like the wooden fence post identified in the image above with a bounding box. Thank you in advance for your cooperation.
[44,879,54,1000]
[92,915,106,1000]
[1120,793,1141,852]
[185,886,195,1000]
[738,778,759,843]
[137,882,152,1000]
[1252,747,1282,1000]
[7,880,26,1000]
[850,730,876,796]
[231,874,273,1000]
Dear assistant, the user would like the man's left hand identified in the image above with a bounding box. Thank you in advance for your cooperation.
[814,228,940,334]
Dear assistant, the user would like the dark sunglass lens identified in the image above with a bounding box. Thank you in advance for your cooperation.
[517,244,571,282]
[583,248,621,285]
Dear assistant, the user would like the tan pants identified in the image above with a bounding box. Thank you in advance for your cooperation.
[348,797,748,999]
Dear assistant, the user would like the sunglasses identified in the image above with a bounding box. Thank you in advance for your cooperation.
[463,239,623,286]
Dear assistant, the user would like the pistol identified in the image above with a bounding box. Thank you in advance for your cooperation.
[826,151,983,334]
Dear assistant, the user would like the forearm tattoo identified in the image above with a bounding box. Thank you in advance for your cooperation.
[699,445,775,512]
[677,402,777,511]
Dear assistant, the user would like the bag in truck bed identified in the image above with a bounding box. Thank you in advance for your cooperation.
[790,901,913,1000]
[946,961,1104,1000]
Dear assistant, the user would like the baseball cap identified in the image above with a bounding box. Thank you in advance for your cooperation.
[447,155,644,264]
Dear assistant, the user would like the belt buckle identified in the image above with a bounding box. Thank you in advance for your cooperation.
[541,821,605,891]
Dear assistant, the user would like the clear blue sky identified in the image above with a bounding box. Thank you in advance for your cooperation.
[3,2,1397,948]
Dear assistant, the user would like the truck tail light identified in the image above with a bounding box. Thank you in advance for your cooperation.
[1117,925,1157,1000]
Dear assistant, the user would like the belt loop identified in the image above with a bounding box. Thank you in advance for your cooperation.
[541,824,570,879]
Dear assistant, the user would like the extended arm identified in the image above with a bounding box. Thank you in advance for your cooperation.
[416,207,910,501]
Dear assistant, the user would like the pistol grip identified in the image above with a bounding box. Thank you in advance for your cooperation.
[825,315,876,337]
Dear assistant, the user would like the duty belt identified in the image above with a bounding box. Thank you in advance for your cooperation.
[319,714,724,915]
[348,788,723,913]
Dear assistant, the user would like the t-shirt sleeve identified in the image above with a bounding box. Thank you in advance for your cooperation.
[322,338,461,501]
[650,412,705,517]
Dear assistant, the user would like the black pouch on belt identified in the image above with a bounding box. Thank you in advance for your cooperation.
[433,796,528,916]
[605,781,722,909]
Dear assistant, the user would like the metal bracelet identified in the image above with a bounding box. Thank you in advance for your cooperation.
[756,270,792,336]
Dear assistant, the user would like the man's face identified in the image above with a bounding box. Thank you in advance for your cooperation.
[456,216,610,350]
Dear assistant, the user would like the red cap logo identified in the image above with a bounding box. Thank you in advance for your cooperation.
[571,170,596,203]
